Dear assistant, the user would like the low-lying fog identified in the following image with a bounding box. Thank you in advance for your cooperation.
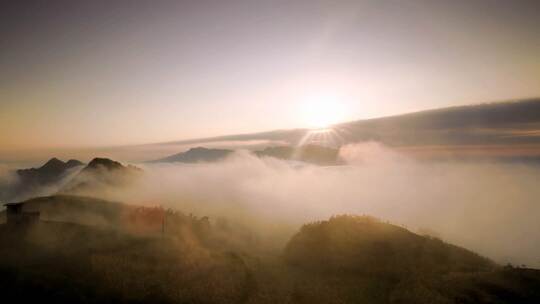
[3,142,540,268]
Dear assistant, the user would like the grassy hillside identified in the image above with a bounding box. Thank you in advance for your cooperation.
[285,215,495,276]
[0,221,253,304]
[275,215,539,304]
[1,198,539,303]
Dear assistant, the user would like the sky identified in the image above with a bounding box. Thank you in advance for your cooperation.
[1,0,540,151]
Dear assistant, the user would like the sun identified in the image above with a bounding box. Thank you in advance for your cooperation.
[300,93,346,129]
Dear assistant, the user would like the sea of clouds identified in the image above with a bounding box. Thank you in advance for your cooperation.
[3,142,540,267]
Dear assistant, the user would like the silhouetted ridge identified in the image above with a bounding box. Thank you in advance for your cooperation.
[152,144,341,165]
[40,157,65,170]
[0,158,85,202]
[15,157,83,187]
[152,147,233,163]
[85,158,125,171]
[60,158,141,195]
[36,158,83,172]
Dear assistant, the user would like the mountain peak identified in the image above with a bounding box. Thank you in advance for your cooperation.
[86,158,124,170]
[38,158,84,172]
[11,157,85,200]
[60,158,141,194]
[41,157,65,169]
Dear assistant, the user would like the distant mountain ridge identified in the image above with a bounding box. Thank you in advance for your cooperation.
[151,147,233,163]
[16,158,84,186]
[85,158,125,171]
[151,144,341,165]
[0,158,85,202]
[1,157,140,203]
[60,157,142,195]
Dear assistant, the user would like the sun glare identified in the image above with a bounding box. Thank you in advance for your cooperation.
[301,94,346,129]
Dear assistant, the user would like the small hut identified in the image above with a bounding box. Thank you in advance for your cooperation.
[4,202,40,225]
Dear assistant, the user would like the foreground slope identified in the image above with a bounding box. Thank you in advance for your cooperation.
[285,215,495,275]
[1,197,539,304]
[0,221,252,304]
[279,215,540,304]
